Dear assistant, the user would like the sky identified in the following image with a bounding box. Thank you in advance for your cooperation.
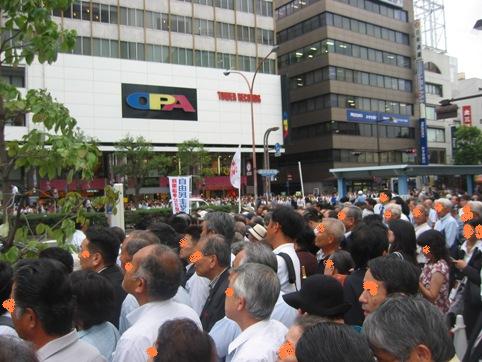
[444,0,482,79]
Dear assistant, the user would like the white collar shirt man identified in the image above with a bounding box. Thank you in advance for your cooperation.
[37,329,105,362]
[273,243,301,293]
[434,213,459,248]
[209,292,297,360]
[461,239,482,263]
[112,300,201,362]
[415,223,432,239]
[226,319,287,362]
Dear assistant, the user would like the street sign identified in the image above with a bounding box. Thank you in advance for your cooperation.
[257,169,279,177]
[274,143,281,157]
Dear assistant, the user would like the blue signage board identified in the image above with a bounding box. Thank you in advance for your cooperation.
[346,109,410,125]
[274,142,281,157]
[419,118,429,165]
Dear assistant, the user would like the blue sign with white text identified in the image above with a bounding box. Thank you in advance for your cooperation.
[419,118,429,165]
[346,109,410,125]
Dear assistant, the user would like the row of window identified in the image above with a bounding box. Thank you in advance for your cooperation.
[69,36,276,73]
[56,0,273,21]
[290,121,415,140]
[290,66,412,93]
[56,2,273,44]
[275,0,319,20]
[290,93,413,116]
[333,149,416,164]
[1,65,25,88]
[426,82,443,97]
[180,0,273,16]
[333,0,408,22]
[277,12,409,45]
[278,39,411,69]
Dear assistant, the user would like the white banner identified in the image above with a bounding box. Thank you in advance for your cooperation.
[168,176,191,214]
[230,147,241,189]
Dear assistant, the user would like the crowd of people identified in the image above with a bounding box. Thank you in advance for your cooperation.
[1,189,482,362]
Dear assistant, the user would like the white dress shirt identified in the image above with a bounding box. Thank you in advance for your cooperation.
[210,292,296,360]
[415,223,432,238]
[112,300,201,362]
[434,213,459,248]
[118,287,192,335]
[461,239,482,263]
[226,320,287,362]
[428,208,438,227]
[37,330,105,362]
[186,272,210,315]
[273,243,301,293]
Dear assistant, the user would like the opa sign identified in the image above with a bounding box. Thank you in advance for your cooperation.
[122,83,198,121]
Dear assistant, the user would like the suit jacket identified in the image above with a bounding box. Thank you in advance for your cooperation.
[200,268,230,332]
[99,264,127,329]
[464,313,482,362]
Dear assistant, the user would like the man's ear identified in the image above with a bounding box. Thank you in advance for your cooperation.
[237,296,246,312]
[92,251,103,267]
[411,344,432,362]
[23,307,38,330]
[134,276,147,295]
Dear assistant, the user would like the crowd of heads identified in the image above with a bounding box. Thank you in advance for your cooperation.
[1,187,482,362]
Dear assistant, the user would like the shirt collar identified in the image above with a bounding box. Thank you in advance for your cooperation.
[37,330,78,361]
[415,223,429,230]
[461,240,482,254]
[126,300,170,326]
[209,268,228,289]
[228,320,269,355]
[273,243,294,254]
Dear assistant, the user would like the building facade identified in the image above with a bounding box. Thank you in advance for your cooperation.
[275,0,418,192]
[4,0,283,196]
[453,76,482,131]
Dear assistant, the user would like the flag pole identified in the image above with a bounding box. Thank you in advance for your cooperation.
[238,145,242,214]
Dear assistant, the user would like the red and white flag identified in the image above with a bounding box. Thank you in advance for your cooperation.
[230,147,241,189]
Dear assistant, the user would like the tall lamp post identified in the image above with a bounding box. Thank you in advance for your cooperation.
[263,126,279,200]
[223,45,278,202]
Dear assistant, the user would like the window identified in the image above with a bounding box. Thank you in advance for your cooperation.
[429,149,446,164]
[428,128,445,143]
[1,66,25,87]
[425,62,441,74]
[426,83,443,97]
[426,105,437,120]
[216,22,235,39]
[194,19,214,36]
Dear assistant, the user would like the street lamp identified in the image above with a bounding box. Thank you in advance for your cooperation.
[223,45,279,202]
[263,126,280,200]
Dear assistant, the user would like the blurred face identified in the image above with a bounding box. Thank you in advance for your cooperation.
[341,207,354,231]
[193,239,214,279]
[78,238,96,271]
[314,224,334,250]
[434,202,449,218]
[119,238,133,271]
[359,269,387,316]
[179,234,196,260]
[277,325,303,362]
[225,272,242,321]
[412,206,427,225]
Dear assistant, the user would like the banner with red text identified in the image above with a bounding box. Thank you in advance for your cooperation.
[168,176,191,214]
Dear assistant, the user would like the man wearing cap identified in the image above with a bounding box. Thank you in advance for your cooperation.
[247,224,267,243]
[283,274,351,322]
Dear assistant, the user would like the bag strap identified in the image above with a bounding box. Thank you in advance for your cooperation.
[278,252,297,288]
[0,316,14,329]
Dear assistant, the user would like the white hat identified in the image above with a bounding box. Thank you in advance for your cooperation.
[197,210,208,220]
[358,191,363,195]
[248,224,267,241]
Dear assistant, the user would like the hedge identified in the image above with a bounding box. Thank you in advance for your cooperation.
[10,204,239,234]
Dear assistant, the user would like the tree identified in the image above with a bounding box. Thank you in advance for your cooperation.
[177,139,212,194]
[113,135,171,202]
[0,0,118,256]
[454,126,482,165]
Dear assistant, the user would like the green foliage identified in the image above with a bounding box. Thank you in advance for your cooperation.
[114,135,172,199]
[177,139,212,177]
[454,126,482,165]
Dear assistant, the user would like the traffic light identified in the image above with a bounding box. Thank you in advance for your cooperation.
[436,100,458,120]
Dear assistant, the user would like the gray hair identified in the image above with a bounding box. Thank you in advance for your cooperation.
[0,335,38,362]
[234,221,247,235]
[134,244,182,301]
[201,234,231,268]
[240,242,278,273]
[343,206,362,223]
[434,198,452,210]
[385,203,402,217]
[468,201,482,216]
[231,241,249,256]
[126,236,159,257]
[232,263,280,320]
[322,218,346,244]
[363,296,455,361]
[204,212,235,244]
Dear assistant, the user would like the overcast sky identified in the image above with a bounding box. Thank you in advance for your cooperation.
[444,0,482,79]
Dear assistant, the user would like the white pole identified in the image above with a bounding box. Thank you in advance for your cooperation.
[110,183,125,230]
[298,161,305,199]
[238,187,242,214]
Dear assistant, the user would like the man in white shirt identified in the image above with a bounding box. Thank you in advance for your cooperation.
[112,244,201,362]
[209,242,297,360]
[226,263,287,362]
[423,198,438,227]
[412,205,432,264]
[265,206,303,293]
[434,198,459,254]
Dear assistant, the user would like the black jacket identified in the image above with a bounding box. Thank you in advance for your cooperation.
[462,248,482,337]
[464,313,482,362]
[99,264,127,329]
[200,268,230,332]
[343,268,366,326]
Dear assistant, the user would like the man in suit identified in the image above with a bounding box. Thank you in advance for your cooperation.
[464,313,482,362]
[193,234,231,332]
[79,226,126,328]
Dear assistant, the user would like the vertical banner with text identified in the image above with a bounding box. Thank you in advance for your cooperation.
[419,118,429,165]
[169,176,191,214]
